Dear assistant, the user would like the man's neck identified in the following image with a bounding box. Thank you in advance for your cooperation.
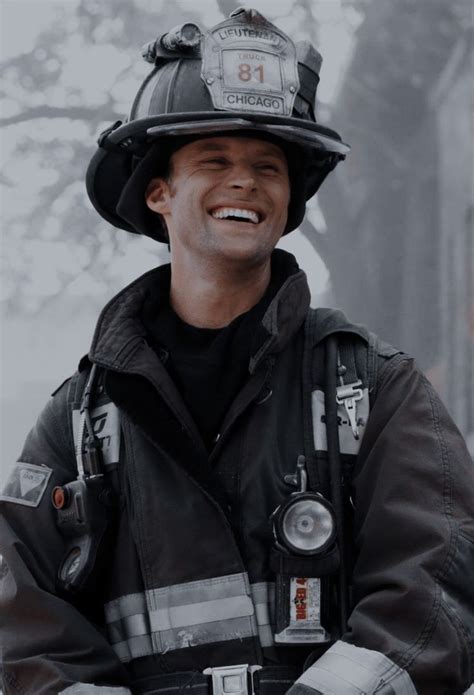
[169,256,272,329]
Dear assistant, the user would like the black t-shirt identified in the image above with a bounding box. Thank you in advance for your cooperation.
[142,275,279,452]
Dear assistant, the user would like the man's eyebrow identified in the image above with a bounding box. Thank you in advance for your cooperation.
[191,142,228,153]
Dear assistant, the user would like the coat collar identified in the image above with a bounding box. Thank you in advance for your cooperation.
[89,249,311,373]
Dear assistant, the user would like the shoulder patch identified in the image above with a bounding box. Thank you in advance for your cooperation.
[0,462,52,507]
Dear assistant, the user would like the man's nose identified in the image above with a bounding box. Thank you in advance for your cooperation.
[226,163,257,190]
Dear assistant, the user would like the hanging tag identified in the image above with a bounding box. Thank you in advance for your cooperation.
[275,576,330,644]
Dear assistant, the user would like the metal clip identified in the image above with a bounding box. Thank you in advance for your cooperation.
[284,455,307,490]
[336,380,363,440]
[203,664,262,695]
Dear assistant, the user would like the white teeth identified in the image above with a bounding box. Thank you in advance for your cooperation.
[211,207,260,224]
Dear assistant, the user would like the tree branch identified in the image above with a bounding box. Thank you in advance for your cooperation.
[0,103,120,128]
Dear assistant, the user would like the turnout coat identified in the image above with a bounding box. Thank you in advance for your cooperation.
[1,251,473,694]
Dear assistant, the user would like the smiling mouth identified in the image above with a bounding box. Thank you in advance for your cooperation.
[210,207,262,224]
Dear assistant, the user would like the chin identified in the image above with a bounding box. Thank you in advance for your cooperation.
[210,226,280,258]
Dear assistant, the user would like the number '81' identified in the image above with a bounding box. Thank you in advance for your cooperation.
[238,63,264,82]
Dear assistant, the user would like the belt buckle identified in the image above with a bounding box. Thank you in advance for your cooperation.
[203,664,262,695]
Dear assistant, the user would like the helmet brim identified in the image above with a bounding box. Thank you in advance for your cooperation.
[86,112,348,242]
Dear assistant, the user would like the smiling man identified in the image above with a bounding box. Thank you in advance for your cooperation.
[145,136,291,329]
[1,8,473,695]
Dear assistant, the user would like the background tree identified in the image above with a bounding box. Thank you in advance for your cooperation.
[315,0,473,438]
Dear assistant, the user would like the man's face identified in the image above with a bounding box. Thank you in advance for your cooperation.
[145,136,291,267]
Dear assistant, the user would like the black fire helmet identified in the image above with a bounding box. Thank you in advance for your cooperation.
[86,7,350,243]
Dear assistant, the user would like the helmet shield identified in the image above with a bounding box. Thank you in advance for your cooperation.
[86,7,349,242]
[201,9,300,117]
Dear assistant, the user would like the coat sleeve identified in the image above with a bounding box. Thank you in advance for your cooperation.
[0,378,131,694]
[288,355,474,695]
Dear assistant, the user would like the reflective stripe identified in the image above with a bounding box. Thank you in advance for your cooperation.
[105,591,147,622]
[157,614,256,653]
[150,594,253,631]
[60,685,131,694]
[296,640,417,694]
[121,613,149,639]
[147,571,252,607]
[104,572,258,663]
[113,633,153,662]
[250,581,275,647]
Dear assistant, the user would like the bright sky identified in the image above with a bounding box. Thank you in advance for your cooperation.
[1,0,75,57]
[1,0,359,101]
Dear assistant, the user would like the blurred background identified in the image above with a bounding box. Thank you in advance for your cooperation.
[1,0,473,481]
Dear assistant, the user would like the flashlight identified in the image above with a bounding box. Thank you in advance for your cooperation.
[161,23,202,51]
[142,23,202,63]
[271,456,337,644]
[273,493,336,556]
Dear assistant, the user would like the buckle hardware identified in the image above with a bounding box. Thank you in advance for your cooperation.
[203,664,262,695]
[336,380,363,440]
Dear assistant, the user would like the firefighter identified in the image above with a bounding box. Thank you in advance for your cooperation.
[1,8,473,695]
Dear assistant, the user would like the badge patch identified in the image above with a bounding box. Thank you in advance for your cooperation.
[0,462,52,507]
[201,9,299,117]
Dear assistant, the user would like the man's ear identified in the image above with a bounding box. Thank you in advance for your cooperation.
[145,177,171,214]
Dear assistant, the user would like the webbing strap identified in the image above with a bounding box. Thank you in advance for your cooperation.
[367,331,379,401]
[338,341,359,386]
[302,310,320,492]
[305,311,371,461]
[130,666,299,695]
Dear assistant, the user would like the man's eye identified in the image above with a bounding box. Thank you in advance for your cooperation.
[202,157,228,166]
[257,163,280,173]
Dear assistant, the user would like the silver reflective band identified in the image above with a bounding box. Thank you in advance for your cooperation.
[146,120,350,156]
[296,640,417,694]
[105,573,258,663]
[60,686,131,694]
[250,581,275,647]
[203,664,262,695]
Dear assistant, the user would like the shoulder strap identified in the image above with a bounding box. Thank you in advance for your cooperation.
[67,361,121,478]
[304,308,372,461]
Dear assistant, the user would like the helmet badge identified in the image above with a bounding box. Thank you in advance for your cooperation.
[201,7,300,117]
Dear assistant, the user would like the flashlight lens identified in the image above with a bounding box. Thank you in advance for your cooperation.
[281,498,334,553]
[181,23,200,44]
